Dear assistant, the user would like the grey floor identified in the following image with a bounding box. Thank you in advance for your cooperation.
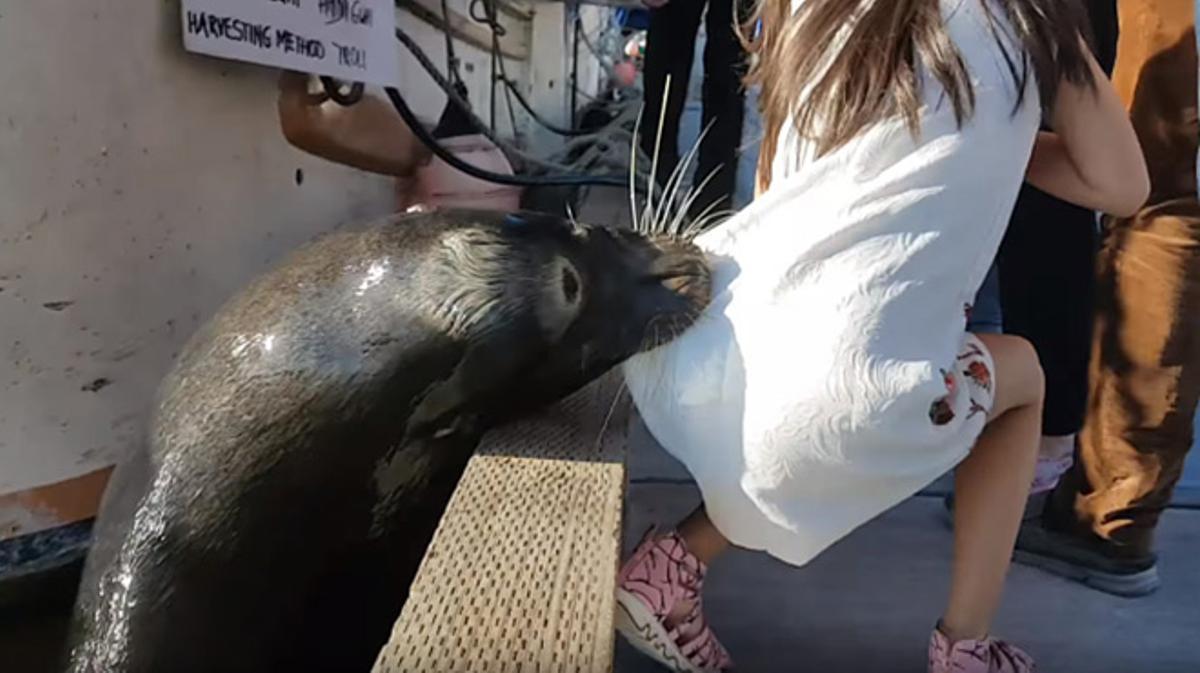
[615,416,1200,673]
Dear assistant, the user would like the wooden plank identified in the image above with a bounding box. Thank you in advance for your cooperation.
[0,466,114,540]
[494,0,535,22]
[372,371,630,673]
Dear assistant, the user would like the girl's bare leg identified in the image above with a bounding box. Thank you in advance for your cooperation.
[941,334,1044,641]
[676,506,731,564]
[668,334,1043,642]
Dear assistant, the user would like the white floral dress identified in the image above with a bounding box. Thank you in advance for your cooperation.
[623,0,1039,566]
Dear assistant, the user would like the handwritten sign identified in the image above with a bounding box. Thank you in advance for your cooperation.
[181,0,400,86]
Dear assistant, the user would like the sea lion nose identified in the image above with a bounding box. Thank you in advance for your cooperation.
[661,273,693,294]
[654,258,711,304]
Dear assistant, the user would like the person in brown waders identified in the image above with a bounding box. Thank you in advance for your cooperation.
[1016,0,1200,598]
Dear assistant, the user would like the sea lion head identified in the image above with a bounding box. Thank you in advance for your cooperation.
[501,210,713,417]
[551,223,712,357]
[412,207,712,422]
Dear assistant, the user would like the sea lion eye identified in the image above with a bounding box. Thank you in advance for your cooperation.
[537,258,584,341]
[561,266,580,304]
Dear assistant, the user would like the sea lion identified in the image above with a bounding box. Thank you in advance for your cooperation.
[64,207,712,673]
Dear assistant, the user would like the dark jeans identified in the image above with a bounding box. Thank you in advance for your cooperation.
[640,0,749,216]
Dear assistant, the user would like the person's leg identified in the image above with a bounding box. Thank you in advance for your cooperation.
[1019,201,1200,593]
[927,334,1044,673]
[677,506,730,563]
[998,185,1099,496]
[690,0,749,217]
[621,334,1042,671]
[615,504,732,671]
[942,2,1117,532]
[941,334,1043,643]
[640,0,706,186]
[1015,0,1200,597]
[941,266,1002,518]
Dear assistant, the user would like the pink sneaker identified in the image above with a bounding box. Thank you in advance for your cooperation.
[929,627,1035,673]
[615,528,733,672]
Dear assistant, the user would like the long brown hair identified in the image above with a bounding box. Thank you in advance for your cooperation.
[743,0,1096,191]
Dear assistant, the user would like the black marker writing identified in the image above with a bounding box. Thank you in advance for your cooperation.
[186,11,272,50]
[318,0,374,26]
[318,0,347,23]
[332,41,367,69]
[276,29,327,59]
[351,2,374,26]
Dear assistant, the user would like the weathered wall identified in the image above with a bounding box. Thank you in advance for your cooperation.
[0,0,601,539]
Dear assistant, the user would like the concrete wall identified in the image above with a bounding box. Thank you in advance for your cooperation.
[0,0,610,540]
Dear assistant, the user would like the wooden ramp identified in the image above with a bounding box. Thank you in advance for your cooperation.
[373,372,630,673]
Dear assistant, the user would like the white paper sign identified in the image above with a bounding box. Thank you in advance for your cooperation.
[181,0,400,86]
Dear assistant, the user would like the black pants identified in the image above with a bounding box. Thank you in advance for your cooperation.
[640,0,749,216]
[991,0,1117,437]
[998,187,1099,436]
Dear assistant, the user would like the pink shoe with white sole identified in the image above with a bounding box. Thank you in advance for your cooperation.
[928,626,1036,673]
[615,528,733,673]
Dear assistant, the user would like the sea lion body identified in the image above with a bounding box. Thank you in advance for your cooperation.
[65,208,710,673]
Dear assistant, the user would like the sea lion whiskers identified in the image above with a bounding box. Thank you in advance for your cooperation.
[677,190,731,242]
[683,207,735,241]
[653,119,715,238]
[634,317,681,403]
[565,203,580,232]
[625,87,709,241]
[593,384,628,451]
[640,311,680,352]
[628,105,644,234]
[649,129,698,236]
[641,74,673,237]
[666,165,721,239]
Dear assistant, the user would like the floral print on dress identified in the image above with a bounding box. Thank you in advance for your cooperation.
[964,360,992,392]
[929,369,956,425]
[929,337,994,427]
[930,398,956,425]
[966,398,989,420]
[957,341,985,362]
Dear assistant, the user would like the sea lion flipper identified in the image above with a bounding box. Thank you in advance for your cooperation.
[404,336,535,441]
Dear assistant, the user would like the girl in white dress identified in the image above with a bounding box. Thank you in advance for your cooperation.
[615,1,1149,671]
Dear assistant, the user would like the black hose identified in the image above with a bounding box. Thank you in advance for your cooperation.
[319,77,365,106]
[391,25,635,188]
[438,0,461,84]
[470,0,594,138]
[394,26,574,173]
[571,16,581,128]
[383,86,637,190]
[497,76,591,137]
